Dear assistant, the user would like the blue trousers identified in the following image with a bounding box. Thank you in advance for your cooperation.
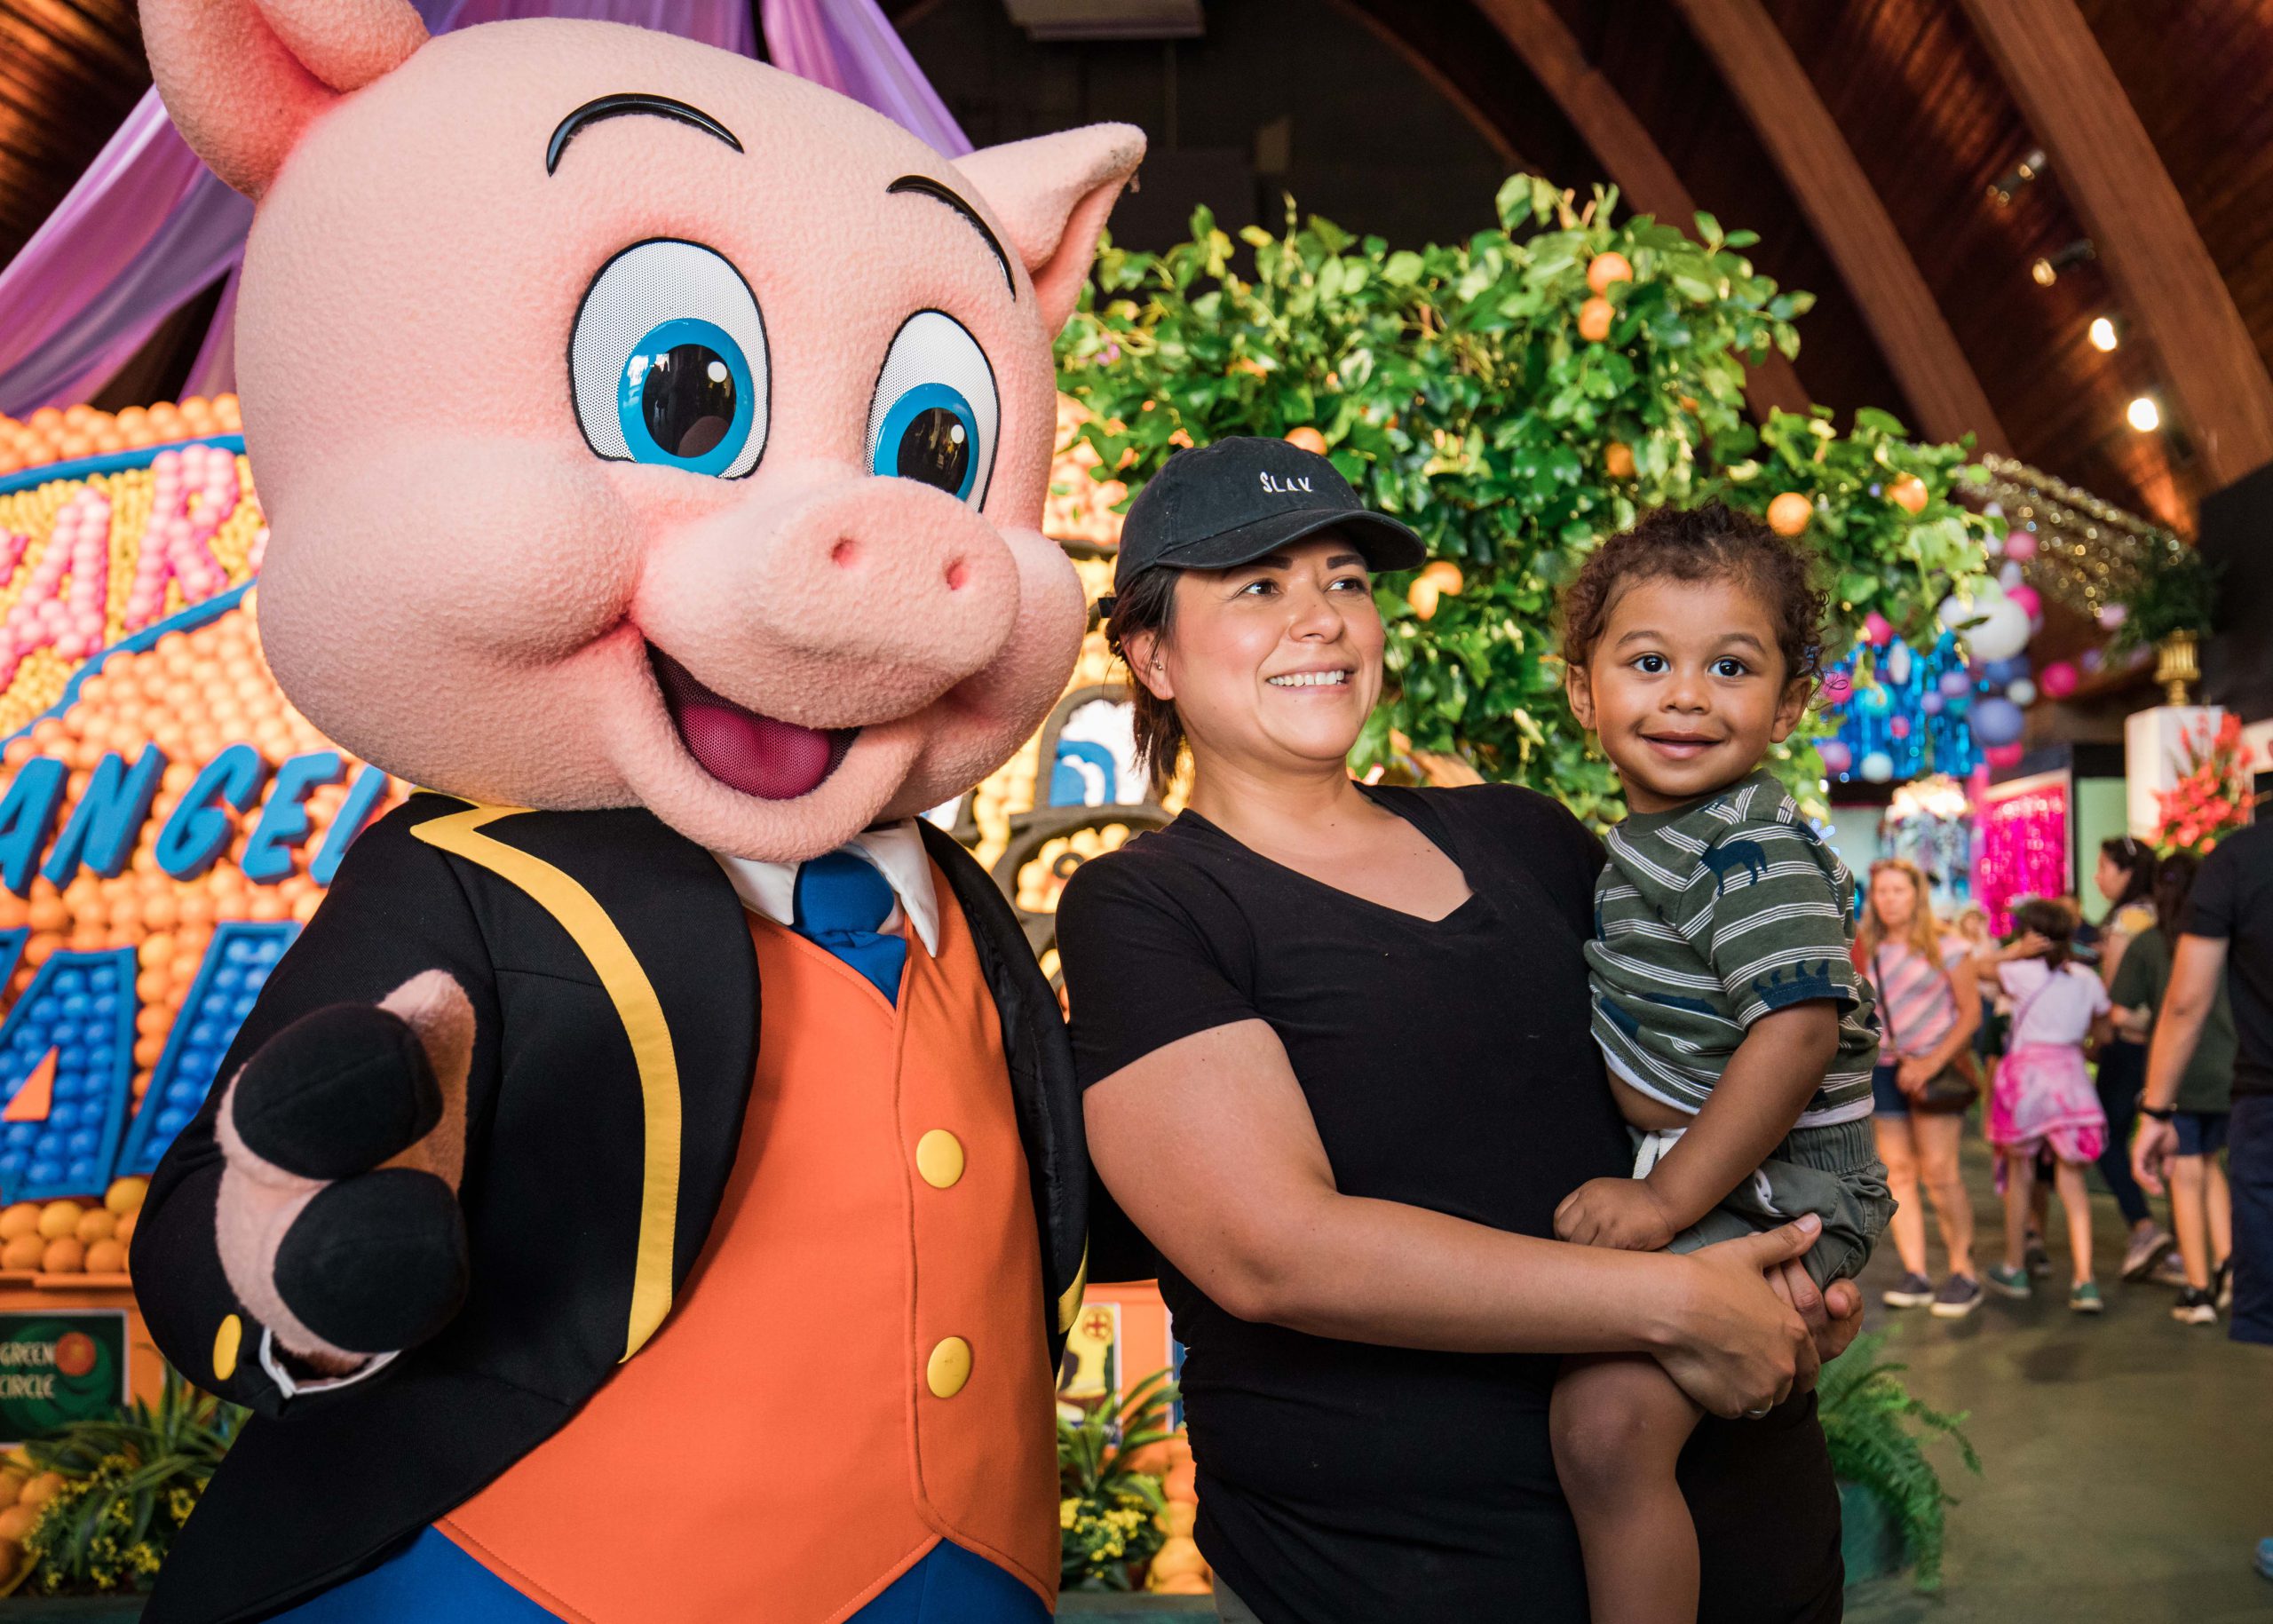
[2231,1095,2273,1347]
[273,1526,1051,1622]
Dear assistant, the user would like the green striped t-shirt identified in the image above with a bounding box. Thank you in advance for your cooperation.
[1585,770,1878,1126]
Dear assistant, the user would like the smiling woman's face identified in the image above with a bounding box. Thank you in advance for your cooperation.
[1134,534,1382,781]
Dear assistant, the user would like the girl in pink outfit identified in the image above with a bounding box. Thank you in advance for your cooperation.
[1985,898,2114,1311]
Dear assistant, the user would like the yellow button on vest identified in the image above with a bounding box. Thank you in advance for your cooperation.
[926,1335,972,1398]
[915,1129,965,1189]
[212,1313,242,1382]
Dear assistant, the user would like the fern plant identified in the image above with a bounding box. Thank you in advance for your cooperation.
[18,1365,246,1595]
[1818,1330,1980,1591]
[1058,1367,1178,1591]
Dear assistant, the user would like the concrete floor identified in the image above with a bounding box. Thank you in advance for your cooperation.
[1845,1133,2272,1624]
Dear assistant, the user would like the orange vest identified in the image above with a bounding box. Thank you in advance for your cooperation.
[440,862,1060,1622]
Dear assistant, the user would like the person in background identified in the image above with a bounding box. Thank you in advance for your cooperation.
[2131,820,2273,1586]
[2112,852,2235,1323]
[1858,860,1984,1317]
[1954,904,2002,1066]
[1984,899,2112,1312]
[2093,836,2176,1280]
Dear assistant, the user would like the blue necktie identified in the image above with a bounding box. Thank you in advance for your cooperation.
[791,849,907,1005]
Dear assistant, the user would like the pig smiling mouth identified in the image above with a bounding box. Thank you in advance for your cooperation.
[646,644,856,801]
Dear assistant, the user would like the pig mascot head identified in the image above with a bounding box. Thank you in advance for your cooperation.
[145,0,1141,860]
[129,6,1144,1621]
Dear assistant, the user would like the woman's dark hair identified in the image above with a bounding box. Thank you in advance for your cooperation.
[2153,850,2201,944]
[1556,499,1827,684]
[1102,565,1184,798]
[2101,834,2157,909]
[2011,896,2078,969]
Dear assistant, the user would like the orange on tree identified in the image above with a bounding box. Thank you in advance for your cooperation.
[1406,575,1442,622]
[1767,492,1813,536]
[1587,251,1634,294]
[1604,441,1635,479]
[1577,297,1616,344]
[1283,426,1327,455]
[1889,473,1928,515]
[1420,559,1464,596]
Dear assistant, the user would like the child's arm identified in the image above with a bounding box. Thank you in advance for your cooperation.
[1556,1004,1839,1251]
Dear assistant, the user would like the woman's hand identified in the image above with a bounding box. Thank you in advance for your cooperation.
[1998,931,2054,962]
[1894,1054,1936,1097]
[1649,1216,1820,1419]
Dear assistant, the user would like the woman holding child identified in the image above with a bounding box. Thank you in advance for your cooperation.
[1056,440,1872,1624]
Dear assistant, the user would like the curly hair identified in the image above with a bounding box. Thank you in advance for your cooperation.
[1556,499,1828,685]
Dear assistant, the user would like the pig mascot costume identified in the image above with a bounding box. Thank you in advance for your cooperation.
[128,3,1142,1620]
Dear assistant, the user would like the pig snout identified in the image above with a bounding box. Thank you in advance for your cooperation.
[644,475,1022,726]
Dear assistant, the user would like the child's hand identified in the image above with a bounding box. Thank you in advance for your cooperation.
[1555,1176,1679,1252]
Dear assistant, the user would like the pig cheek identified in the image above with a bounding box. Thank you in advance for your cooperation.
[883,527,1086,818]
[257,443,640,789]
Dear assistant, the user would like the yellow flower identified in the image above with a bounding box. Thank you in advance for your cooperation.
[1059,1497,1080,1530]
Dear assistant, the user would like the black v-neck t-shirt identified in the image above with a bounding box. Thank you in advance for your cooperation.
[1056,783,1841,1624]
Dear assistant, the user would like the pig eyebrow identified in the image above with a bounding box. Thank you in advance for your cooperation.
[547,94,743,175]
[887,175,1016,298]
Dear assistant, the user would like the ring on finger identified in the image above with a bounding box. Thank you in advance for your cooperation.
[1744,1405,1772,1419]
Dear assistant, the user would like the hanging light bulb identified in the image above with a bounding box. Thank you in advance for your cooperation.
[2126,395,2160,432]
[2088,316,2119,352]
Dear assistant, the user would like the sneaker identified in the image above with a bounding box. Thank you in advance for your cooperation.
[2024,1232,2052,1278]
[2172,1287,2218,1325]
[1881,1271,1935,1309]
[2216,1258,2235,1312]
[2255,1535,2273,1580]
[1985,1264,2032,1299]
[2070,1281,2105,1314]
[1930,1275,1984,1319]
[2149,1255,2191,1288]
[2122,1224,2174,1281]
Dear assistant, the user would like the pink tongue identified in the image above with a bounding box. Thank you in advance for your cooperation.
[673,693,836,800]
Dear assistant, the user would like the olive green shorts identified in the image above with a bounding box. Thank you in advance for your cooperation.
[1635,1113,1894,1288]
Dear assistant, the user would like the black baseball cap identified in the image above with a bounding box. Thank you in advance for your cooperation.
[1109,436,1427,597]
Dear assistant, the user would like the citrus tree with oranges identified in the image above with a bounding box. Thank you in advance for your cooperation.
[1056,176,1997,822]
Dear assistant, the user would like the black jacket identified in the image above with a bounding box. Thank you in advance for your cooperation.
[135,794,1092,1623]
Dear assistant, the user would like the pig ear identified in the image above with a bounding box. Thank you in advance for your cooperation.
[953,124,1146,336]
[142,0,428,199]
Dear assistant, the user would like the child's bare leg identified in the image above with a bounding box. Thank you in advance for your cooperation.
[2172,1155,2213,1288]
[2207,1157,2233,1268]
[2001,1149,2038,1269]
[2054,1159,2095,1282]
[1552,1353,1703,1623]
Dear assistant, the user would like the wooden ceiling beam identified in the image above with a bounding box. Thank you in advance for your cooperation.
[1465,0,1810,419]
[1957,0,2273,490]
[1664,0,2011,453]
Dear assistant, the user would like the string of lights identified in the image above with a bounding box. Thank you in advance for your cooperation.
[1974,453,2190,622]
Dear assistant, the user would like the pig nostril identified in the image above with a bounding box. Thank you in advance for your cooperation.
[831,539,859,568]
[945,558,970,591]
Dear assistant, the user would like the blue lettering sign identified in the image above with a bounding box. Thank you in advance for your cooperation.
[0,948,138,1203]
[242,751,344,885]
[41,746,167,887]
[0,759,67,896]
[115,922,298,1180]
[153,745,269,881]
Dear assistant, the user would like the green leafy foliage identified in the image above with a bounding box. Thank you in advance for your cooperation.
[1818,1330,1981,1592]
[1058,1367,1178,1590]
[2111,543,2220,653]
[20,1365,245,1594]
[1057,179,1999,822]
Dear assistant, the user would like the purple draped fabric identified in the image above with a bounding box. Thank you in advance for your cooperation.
[761,0,970,158]
[0,0,756,417]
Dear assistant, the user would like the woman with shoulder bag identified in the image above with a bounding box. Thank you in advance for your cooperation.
[1858,860,1984,1317]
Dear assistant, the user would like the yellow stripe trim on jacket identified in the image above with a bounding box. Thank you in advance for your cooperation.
[1057,1240,1088,1334]
[411,804,683,1362]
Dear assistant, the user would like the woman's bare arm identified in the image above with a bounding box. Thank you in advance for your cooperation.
[1083,1018,1828,1416]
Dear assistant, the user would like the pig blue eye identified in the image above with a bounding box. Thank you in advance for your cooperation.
[571,240,770,479]
[864,311,999,506]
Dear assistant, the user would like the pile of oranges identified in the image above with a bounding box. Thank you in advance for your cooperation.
[0,1449,67,1586]
[1147,1433,1210,1595]
[0,397,242,479]
[0,592,397,1119]
[0,1179,145,1280]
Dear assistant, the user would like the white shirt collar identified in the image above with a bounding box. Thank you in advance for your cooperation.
[709,820,941,957]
